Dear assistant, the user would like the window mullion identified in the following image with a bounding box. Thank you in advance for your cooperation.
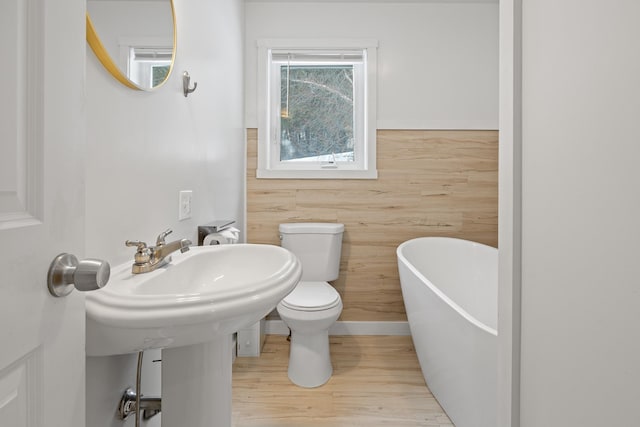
[269,59,282,169]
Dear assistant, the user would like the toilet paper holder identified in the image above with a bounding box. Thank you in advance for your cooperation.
[198,220,236,246]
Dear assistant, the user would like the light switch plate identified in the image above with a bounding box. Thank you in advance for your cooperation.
[178,190,192,220]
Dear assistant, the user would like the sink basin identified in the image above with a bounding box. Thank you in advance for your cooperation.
[85,244,301,356]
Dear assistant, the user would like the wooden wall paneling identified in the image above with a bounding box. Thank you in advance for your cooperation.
[246,128,498,321]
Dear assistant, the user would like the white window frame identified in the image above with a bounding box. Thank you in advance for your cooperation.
[257,39,378,179]
[117,36,173,88]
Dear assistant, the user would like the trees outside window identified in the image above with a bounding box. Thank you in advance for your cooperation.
[257,40,378,179]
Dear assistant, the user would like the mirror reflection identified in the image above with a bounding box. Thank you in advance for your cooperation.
[87,0,175,90]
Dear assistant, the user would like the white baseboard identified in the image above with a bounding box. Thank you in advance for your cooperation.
[265,320,411,336]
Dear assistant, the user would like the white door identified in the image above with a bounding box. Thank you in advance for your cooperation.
[0,0,87,426]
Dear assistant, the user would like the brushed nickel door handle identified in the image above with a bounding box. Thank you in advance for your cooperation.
[47,253,110,297]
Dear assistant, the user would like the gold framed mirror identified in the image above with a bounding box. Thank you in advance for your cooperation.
[86,0,176,91]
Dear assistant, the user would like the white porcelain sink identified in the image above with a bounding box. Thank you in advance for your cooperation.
[85,244,301,356]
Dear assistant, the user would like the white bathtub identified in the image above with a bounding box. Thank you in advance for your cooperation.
[397,237,497,427]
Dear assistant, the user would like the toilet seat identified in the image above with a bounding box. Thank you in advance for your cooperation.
[280,281,341,312]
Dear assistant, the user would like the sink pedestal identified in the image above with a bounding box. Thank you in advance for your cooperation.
[162,335,233,427]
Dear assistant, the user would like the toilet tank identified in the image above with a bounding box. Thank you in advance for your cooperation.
[279,223,344,282]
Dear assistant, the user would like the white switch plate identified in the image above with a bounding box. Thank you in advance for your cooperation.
[178,190,192,220]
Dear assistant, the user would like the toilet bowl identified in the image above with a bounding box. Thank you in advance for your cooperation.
[277,282,342,387]
[276,223,344,388]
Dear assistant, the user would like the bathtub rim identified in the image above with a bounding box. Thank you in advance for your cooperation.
[397,236,498,337]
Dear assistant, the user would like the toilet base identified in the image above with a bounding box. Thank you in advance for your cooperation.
[288,329,332,387]
[277,298,342,388]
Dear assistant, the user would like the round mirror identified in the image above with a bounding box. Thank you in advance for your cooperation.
[87,0,176,91]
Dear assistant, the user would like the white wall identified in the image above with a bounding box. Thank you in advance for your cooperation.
[84,0,245,425]
[515,0,640,425]
[245,0,498,130]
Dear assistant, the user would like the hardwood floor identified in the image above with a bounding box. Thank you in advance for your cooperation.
[232,335,453,427]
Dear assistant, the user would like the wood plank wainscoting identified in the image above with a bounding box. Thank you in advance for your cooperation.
[246,128,498,322]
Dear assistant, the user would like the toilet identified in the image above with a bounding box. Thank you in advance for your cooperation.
[276,222,344,388]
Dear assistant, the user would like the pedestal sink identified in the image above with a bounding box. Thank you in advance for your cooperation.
[85,244,302,427]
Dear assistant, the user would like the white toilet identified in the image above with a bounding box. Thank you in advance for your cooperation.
[276,222,344,388]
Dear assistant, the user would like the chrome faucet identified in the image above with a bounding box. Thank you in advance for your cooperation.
[125,229,192,274]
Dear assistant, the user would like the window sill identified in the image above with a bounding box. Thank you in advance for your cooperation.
[256,168,378,180]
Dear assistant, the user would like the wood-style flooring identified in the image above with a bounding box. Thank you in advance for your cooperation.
[232,335,453,427]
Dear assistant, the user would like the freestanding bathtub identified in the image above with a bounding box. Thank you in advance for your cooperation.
[397,237,497,427]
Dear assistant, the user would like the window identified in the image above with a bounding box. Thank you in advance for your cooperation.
[257,40,378,179]
[117,38,173,89]
[127,47,173,89]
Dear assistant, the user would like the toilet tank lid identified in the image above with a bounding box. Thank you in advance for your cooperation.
[279,222,344,234]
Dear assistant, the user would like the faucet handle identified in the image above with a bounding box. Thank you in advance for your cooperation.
[125,240,151,265]
[125,240,148,251]
[156,229,173,245]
